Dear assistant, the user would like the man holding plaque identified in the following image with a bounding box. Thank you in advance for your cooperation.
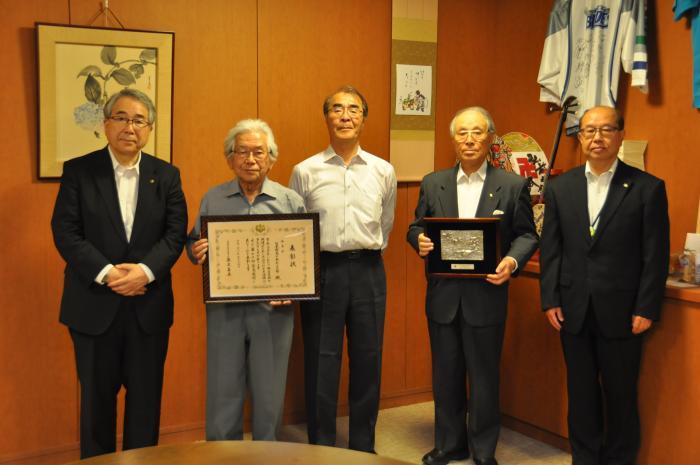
[187,119,305,441]
[51,89,188,458]
[407,107,538,465]
[540,106,669,465]
[289,85,397,452]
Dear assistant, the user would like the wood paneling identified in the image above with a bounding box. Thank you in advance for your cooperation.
[436,0,580,174]
[1,0,259,461]
[435,2,700,465]
[435,1,497,170]
[501,273,568,436]
[257,0,430,415]
[256,0,392,184]
[638,298,700,465]
[3,0,699,463]
[501,270,700,465]
[1,1,433,463]
[403,183,432,389]
[622,1,700,252]
[489,0,581,174]
[0,1,78,458]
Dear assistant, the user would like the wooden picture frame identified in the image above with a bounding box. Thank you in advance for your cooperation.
[36,23,174,179]
[202,213,321,303]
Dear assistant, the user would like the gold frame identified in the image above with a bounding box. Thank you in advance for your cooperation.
[36,23,174,179]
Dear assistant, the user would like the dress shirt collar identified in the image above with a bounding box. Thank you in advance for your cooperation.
[456,159,488,184]
[227,177,276,200]
[108,146,141,175]
[322,145,368,165]
[584,158,618,181]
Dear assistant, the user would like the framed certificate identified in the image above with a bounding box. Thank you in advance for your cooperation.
[424,218,501,278]
[201,213,320,303]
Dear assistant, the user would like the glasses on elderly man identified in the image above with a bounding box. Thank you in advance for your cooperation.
[107,115,151,129]
[229,148,268,161]
[330,104,363,117]
[579,126,619,139]
[454,129,489,142]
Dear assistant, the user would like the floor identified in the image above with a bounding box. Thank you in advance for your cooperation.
[274,401,571,465]
[9,401,571,465]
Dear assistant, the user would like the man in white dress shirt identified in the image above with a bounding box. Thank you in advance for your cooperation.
[51,89,187,458]
[289,85,397,453]
[540,106,669,465]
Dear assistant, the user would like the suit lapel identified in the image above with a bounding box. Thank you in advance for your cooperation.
[591,161,633,247]
[570,167,592,246]
[130,154,158,245]
[437,165,459,217]
[93,147,128,243]
[476,165,502,217]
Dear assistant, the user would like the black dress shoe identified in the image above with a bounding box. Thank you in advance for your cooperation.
[421,448,470,465]
[473,458,498,465]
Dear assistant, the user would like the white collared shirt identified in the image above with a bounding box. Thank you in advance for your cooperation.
[95,148,154,284]
[109,147,140,241]
[456,159,519,272]
[289,146,397,252]
[457,160,488,218]
[585,158,619,231]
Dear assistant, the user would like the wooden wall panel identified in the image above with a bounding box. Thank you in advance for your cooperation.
[256,0,392,184]
[437,0,580,174]
[501,274,567,436]
[383,184,409,395]
[489,0,581,174]
[0,2,78,459]
[442,0,700,249]
[638,298,700,465]
[257,0,426,413]
[403,183,432,390]
[66,0,261,437]
[436,3,700,465]
[4,0,699,463]
[435,0,497,170]
[0,0,259,461]
[622,1,700,251]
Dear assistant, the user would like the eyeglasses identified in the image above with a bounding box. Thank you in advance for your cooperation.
[107,115,151,129]
[579,126,619,139]
[455,129,489,142]
[330,104,363,118]
[229,148,268,161]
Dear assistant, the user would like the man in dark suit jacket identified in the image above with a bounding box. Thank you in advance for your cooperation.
[407,107,538,465]
[51,89,187,458]
[540,106,669,465]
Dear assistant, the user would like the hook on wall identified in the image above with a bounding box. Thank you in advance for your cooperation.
[85,0,126,29]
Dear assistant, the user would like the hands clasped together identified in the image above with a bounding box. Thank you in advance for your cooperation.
[106,264,149,297]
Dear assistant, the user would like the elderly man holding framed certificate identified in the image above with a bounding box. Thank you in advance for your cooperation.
[186,119,307,441]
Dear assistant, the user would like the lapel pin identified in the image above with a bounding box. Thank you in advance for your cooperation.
[623,182,629,188]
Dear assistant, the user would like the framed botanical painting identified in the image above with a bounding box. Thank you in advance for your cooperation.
[36,23,174,179]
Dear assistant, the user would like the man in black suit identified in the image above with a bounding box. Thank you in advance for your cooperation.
[51,88,187,458]
[407,107,538,465]
[540,106,669,465]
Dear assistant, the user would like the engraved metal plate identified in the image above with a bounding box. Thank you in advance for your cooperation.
[424,217,501,278]
[440,230,484,261]
[451,263,475,270]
